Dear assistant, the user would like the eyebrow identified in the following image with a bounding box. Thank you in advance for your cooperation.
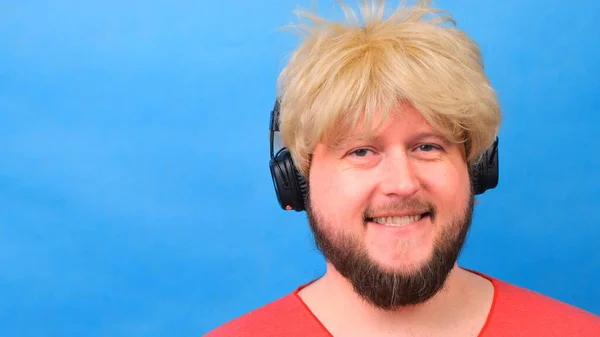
[326,131,453,153]
[409,132,453,146]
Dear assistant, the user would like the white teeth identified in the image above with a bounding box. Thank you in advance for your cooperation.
[371,214,424,227]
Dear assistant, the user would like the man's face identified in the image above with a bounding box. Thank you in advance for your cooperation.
[305,104,474,310]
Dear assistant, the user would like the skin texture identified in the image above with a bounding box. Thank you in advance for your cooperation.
[298,104,494,336]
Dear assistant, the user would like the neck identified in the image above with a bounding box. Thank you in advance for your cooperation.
[298,263,492,336]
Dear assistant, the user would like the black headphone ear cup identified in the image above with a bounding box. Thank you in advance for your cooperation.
[269,149,307,211]
[471,138,499,195]
[294,168,308,203]
[471,160,485,195]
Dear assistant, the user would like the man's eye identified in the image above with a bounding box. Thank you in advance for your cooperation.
[418,144,440,152]
[350,148,374,157]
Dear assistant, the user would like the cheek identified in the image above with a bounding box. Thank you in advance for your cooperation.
[310,169,371,225]
[419,162,470,207]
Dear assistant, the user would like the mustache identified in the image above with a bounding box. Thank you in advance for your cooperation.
[363,198,436,220]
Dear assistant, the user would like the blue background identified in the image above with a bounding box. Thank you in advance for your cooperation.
[1,0,599,336]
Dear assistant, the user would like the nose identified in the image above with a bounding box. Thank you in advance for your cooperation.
[378,150,421,198]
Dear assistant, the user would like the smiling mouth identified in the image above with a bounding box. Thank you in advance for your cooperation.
[365,212,432,227]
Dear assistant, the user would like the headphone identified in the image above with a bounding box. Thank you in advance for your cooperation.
[269,98,499,212]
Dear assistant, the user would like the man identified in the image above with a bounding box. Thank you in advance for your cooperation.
[206,1,600,336]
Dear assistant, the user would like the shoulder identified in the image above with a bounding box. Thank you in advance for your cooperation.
[484,277,600,336]
[203,290,329,337]
[203,294,299,337]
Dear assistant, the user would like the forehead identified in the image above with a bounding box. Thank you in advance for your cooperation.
[323,103,440,146]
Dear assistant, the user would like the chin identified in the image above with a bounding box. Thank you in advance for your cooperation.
[367,246,434,275]
[364,225,435,266]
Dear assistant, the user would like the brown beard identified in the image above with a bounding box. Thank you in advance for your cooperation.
[305,191,475,310]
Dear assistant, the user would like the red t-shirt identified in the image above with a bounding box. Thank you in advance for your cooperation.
[205,273,600,336]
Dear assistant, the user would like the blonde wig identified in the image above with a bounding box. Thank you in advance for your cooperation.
[276,0,502,176]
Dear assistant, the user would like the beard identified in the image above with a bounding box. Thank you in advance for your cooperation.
[305,192,475,311]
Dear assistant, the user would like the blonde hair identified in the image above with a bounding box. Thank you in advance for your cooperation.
[276,0,502,177]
